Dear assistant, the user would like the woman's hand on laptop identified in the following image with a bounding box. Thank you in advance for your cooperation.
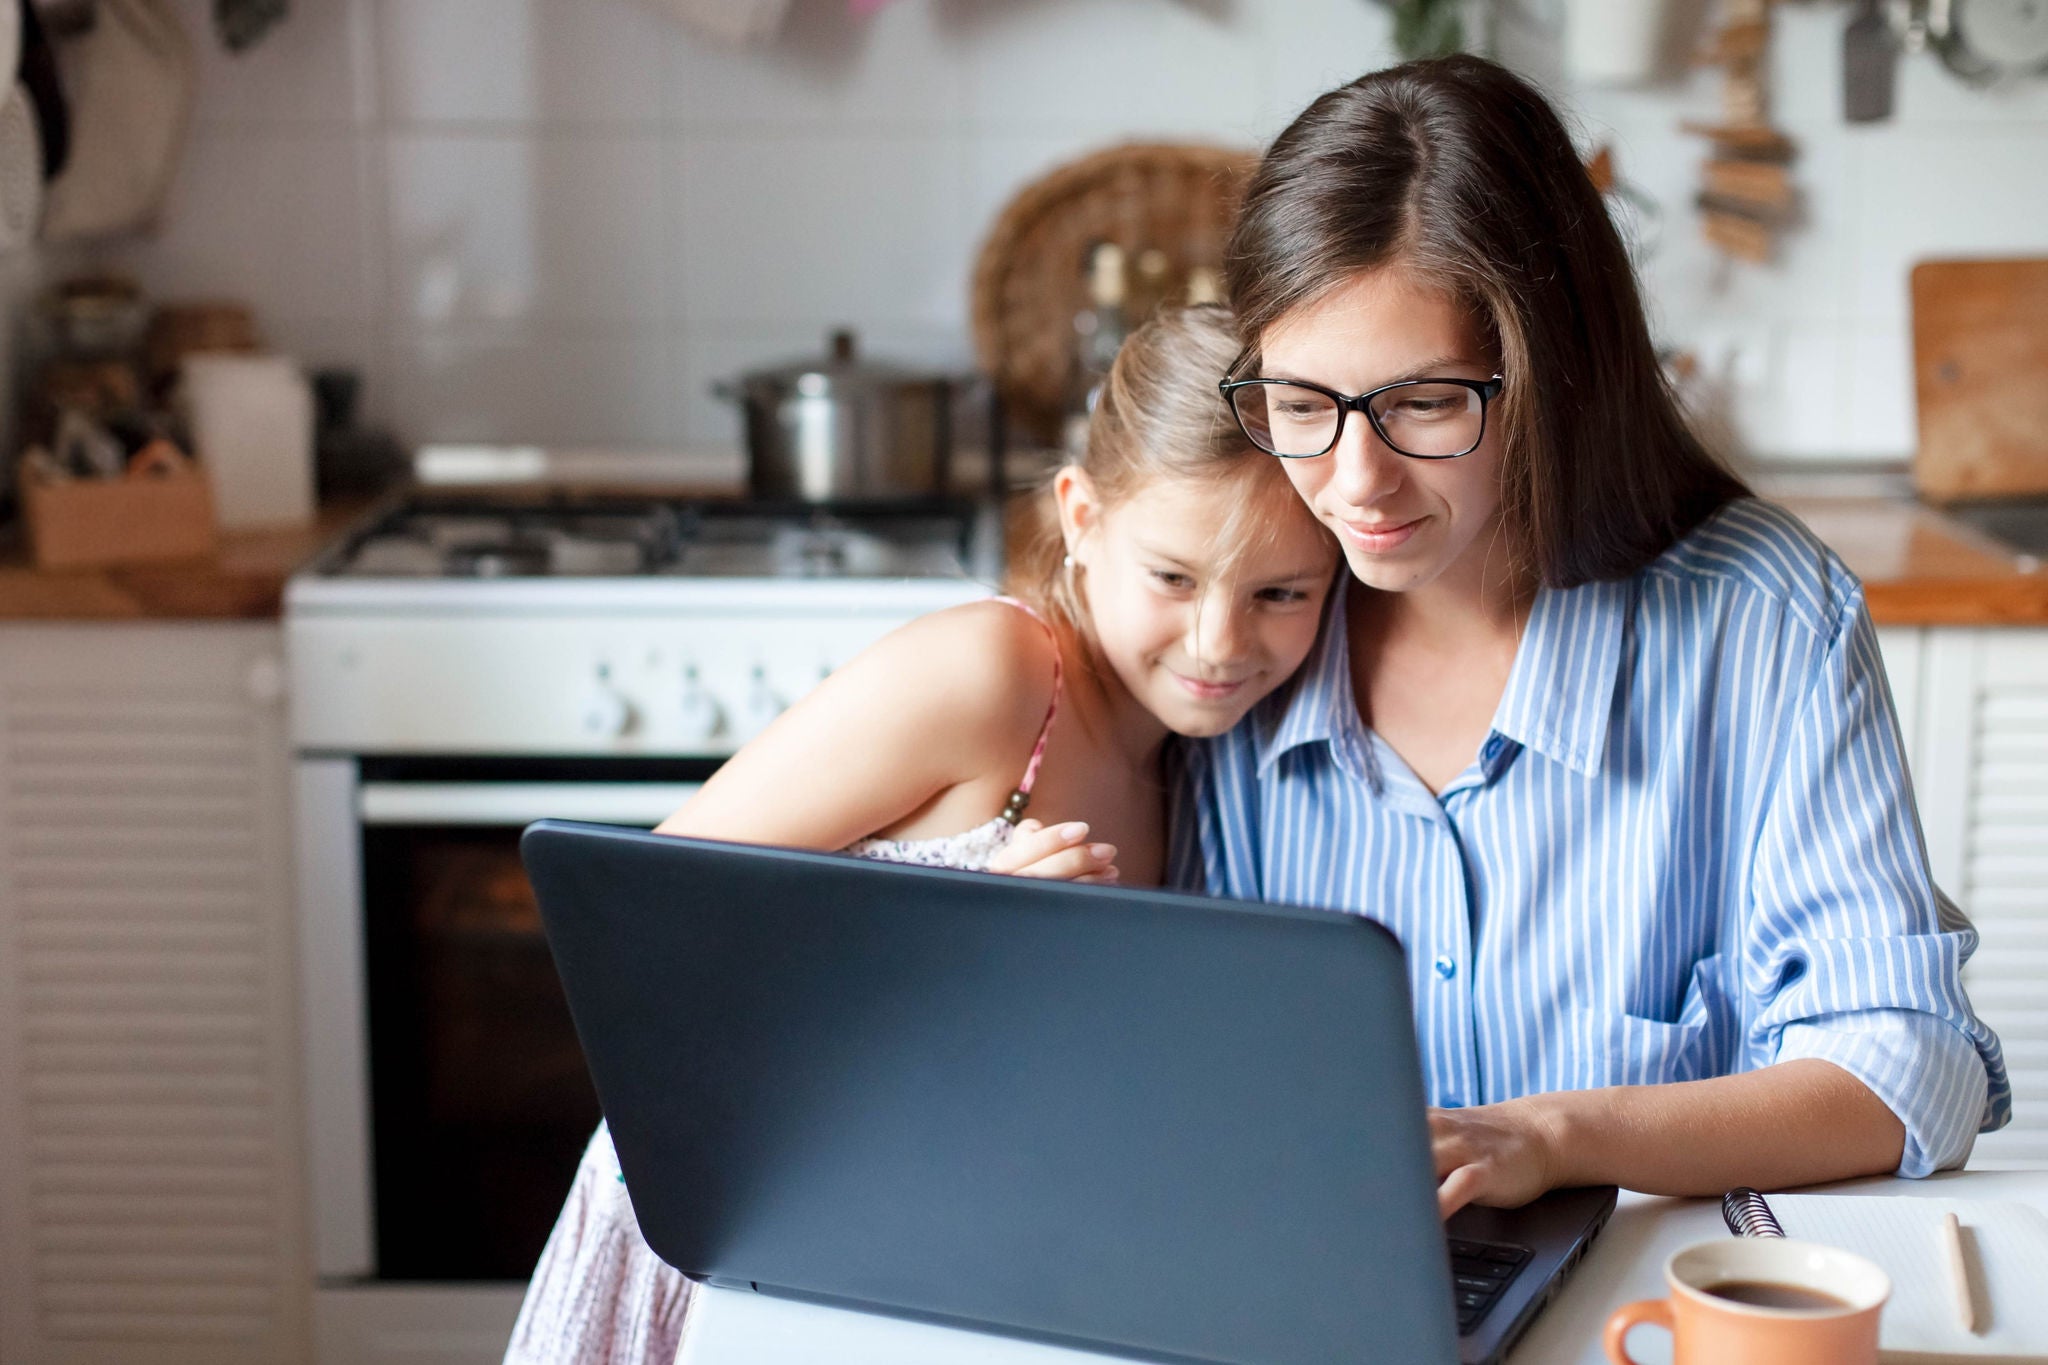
[986,819,1119,884]
[1431,1063,1908,1216]
[1429,1098,1565,1217]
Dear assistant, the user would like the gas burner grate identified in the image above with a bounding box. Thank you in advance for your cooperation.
[329,498,685,578]
[318,494,990,581]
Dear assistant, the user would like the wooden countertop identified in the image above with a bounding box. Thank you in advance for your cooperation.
[2,489,2043,626]
[0,501,371,621]
[1779,495,2048,626]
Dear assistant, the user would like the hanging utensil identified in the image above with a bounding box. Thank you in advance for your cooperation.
[40,0,193,241]
[215,0,288,52]
[0,83,41,253]
[1844,0,1900,121]
[16,0,69,179]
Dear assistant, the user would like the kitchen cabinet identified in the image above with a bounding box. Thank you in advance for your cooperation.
[1883,626,2048,1170]
[0,623,311,1365]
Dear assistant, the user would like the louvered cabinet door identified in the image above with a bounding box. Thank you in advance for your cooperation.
[0,623,311,1364]
[1921,628,2048,1170]
[1875,626,1925,786]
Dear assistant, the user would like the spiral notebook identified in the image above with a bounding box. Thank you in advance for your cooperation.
[1772,1195,2048,1363]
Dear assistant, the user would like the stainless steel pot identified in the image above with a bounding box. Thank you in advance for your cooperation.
[717,329,956,503]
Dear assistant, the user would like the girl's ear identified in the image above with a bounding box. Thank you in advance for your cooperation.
[1052,465,1101,562]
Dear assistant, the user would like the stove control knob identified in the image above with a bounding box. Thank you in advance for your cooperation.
[578,672,635,739]
[740,666,787,739]
[677,666,726,746]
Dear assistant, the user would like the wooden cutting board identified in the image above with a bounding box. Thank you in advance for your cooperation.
[1912,258,2048,502]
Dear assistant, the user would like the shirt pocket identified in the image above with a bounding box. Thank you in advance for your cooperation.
[1569,1006,1712,1088]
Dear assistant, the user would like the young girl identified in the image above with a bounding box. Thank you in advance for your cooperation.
[503,304,1339,1365]
[1175,56,2007,1214]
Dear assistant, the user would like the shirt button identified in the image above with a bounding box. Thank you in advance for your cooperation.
[1480,736,1502,762]
[1434,955,1457,980]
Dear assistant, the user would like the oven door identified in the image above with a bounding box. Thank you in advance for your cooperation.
[296,757,705,1284]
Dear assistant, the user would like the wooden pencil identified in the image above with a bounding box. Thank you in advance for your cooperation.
[1941,1210,1978,1334]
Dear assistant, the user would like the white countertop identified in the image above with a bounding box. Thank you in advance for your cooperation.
[675,1168,2048,1365]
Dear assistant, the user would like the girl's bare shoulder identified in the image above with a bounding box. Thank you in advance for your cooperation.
[665,600,1065,842]
[851,599,1063,744]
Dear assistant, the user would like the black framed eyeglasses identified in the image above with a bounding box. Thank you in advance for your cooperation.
[1218,353,1505,460]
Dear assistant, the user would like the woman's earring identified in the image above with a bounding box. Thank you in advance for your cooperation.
[1062,553,1075,570]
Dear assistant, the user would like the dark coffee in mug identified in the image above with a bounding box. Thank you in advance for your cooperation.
[1608,1238,1889,1365]
[1701,1280,1854,1312]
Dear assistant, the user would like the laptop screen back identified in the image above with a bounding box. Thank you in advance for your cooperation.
[524,822,1461,1365]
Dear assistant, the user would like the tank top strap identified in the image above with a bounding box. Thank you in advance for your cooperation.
[989,595,1062,825]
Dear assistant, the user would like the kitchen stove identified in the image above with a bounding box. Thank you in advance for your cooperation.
[286,487,999,1363]
[290,492,1000,755]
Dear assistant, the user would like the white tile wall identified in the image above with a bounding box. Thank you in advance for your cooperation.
[386,133,668,327]
[667,0,967,128]
[386,327,679,445]
[44,0,2048,457]
[958,0,1269,139]
[381,0,673,127]
[112,130,380,327]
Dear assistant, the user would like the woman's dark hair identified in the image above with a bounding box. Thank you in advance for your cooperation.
[1226,54,1748,588]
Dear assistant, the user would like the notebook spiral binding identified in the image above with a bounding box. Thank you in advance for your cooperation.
[1722,1187,1787,1238]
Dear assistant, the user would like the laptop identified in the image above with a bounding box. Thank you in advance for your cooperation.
[523,821,1615,1365]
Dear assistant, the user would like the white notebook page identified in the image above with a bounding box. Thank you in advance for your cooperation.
[1772,1195,2048,1363]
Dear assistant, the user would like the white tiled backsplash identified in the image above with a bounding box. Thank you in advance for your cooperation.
[35,0,2048,460]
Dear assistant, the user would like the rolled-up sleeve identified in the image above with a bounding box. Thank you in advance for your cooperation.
[1745,592,2010,1176]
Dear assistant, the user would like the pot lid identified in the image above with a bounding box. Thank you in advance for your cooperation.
[734,328,949,395]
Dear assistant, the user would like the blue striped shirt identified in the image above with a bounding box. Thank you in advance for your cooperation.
[1170,499,2010,1177]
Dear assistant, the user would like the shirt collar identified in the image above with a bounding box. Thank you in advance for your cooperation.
[1254,571,1633,782]
[1490,575,1633,777]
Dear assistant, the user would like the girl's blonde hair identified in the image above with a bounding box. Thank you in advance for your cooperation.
[1007,303,1327,646]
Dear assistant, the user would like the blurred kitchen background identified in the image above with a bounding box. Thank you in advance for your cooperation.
[0,0,2038,463]
[2,1,2046,1363]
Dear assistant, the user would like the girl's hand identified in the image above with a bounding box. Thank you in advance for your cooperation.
[1429,1097,1564,1217]
[986,819,1119,884]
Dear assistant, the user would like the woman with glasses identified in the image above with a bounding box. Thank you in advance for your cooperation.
[1176,55,2008,1215]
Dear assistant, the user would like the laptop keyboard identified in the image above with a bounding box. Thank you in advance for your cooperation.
[1447,1237,1532,1331]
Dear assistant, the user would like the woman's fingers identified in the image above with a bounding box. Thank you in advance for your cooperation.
[1431,1114,1497,1217]
[1437,1162,1486,1219]
[1426,1101,1557,1216]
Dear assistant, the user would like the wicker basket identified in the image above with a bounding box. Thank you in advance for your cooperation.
[970,142,1259,450]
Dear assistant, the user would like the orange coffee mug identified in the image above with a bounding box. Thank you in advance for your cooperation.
[1604,1237,1890,1365]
